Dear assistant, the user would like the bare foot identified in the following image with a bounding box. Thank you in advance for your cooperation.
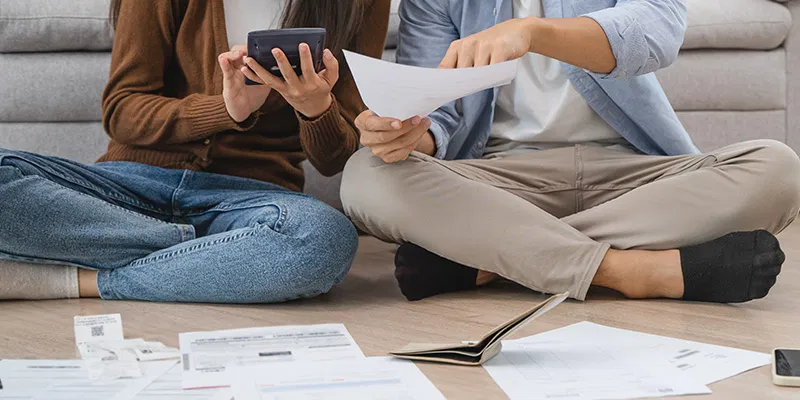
[476,270,498,286]
[78,269,101,298]
[592,249,684,299]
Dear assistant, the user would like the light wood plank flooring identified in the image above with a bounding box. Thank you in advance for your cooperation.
[1,224,799,399]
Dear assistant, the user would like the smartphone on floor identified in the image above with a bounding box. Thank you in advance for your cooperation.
[773,348,800,387]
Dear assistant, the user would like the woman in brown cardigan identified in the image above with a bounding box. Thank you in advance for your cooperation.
[0,0,389,303]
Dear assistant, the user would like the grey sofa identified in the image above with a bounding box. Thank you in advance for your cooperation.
[0,0,798,207]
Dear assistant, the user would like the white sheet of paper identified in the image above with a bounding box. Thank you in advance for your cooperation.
[0,359,175,400]
[179,323,364,390]
[528,321,771,384]
[74,314,142,381]
[228,357,445,400]
[137,364,229,399]
[484,339,711,400]
[344,50,518,120]
[74,314,124,344]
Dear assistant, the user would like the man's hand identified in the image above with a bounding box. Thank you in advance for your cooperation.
[218,45,272,123]
[439,17,616,74]
[439,18,538,68]
[356,111,435,163]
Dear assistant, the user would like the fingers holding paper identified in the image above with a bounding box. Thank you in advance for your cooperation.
[356,111,434,163]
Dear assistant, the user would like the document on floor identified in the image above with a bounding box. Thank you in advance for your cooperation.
[0,359,176,400]
[529,321,771,385]
[344,50,518,120]
[179,323,364,390]
[74,313,180,381]
[137,364,229,399]
[484,339,711,400]
[228,357,445,400]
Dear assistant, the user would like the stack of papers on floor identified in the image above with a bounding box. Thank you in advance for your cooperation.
[483,321,771,400]
[0,322,443,399]
[228,357,445,400]
[0,359,176,400]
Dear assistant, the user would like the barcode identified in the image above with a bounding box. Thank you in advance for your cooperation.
[91,325,105,337]
[182,354,191,371]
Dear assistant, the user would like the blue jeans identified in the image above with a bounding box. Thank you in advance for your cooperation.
[0,149,358,303]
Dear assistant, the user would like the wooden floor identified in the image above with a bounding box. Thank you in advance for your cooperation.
[1,225,799,399]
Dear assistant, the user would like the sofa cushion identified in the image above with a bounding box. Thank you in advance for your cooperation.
[0,52,109,122]
[678,110,786,152]
[683,0,792,50]
[383,0,791,51]
[0,0,113,52]
[657,49,786,111]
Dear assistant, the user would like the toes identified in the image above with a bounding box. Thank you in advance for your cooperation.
[753,230,781,252]
[753,251,785,272]
[749,276,777,300]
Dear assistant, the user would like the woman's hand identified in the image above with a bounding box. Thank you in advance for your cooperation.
[243,44,339,119]
[218,45,272,123]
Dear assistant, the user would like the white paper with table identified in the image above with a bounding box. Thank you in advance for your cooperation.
[228,357,445,400]
[0,359,175,400]
[529,321,771,384]
[483,321,771,400]
[179,323,364,390]
[344,50,518,120]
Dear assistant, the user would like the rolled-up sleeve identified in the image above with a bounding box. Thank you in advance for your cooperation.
[397,0,460,159]
[583,0,687,79]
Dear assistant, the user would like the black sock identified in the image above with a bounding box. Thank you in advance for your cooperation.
[394,243,478,301]
[680,230,784,303]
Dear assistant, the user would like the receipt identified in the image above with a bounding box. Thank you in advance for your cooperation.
[73,314,180,381]
[179,323,364,389]
[74,314,124,344]
[74,314,141,380]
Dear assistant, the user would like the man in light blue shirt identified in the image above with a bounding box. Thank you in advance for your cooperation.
[341,0,800,304]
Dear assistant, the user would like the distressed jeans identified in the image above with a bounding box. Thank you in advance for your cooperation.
[0,149,358,303]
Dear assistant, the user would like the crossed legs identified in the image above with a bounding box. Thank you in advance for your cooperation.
[341,140,800,302]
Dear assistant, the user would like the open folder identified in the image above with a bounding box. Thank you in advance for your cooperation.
[390,292,569,366]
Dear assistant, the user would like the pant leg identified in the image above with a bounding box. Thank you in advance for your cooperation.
[563,139,800,250]
[97,170,359,303]
[0,150,192,269]
[341,147,609,300]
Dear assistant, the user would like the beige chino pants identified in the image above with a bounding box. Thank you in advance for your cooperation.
[341,140,800,300]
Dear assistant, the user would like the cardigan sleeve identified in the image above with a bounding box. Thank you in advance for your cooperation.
[101,0,257,147]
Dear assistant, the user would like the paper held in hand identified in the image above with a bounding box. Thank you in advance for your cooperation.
[343,50,518,121]
[390,292,569,366]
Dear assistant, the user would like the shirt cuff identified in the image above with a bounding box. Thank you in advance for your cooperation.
[428,120,450,159]
[581,9,634,80]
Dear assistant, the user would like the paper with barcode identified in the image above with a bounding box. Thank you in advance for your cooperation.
[179,323,364,390]
[74,314,125,344]
[73,314,179,381]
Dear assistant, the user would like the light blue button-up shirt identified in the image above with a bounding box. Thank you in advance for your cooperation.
[396,0,700,159]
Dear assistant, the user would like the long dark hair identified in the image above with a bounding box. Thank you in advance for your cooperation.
[109,0,365,55]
